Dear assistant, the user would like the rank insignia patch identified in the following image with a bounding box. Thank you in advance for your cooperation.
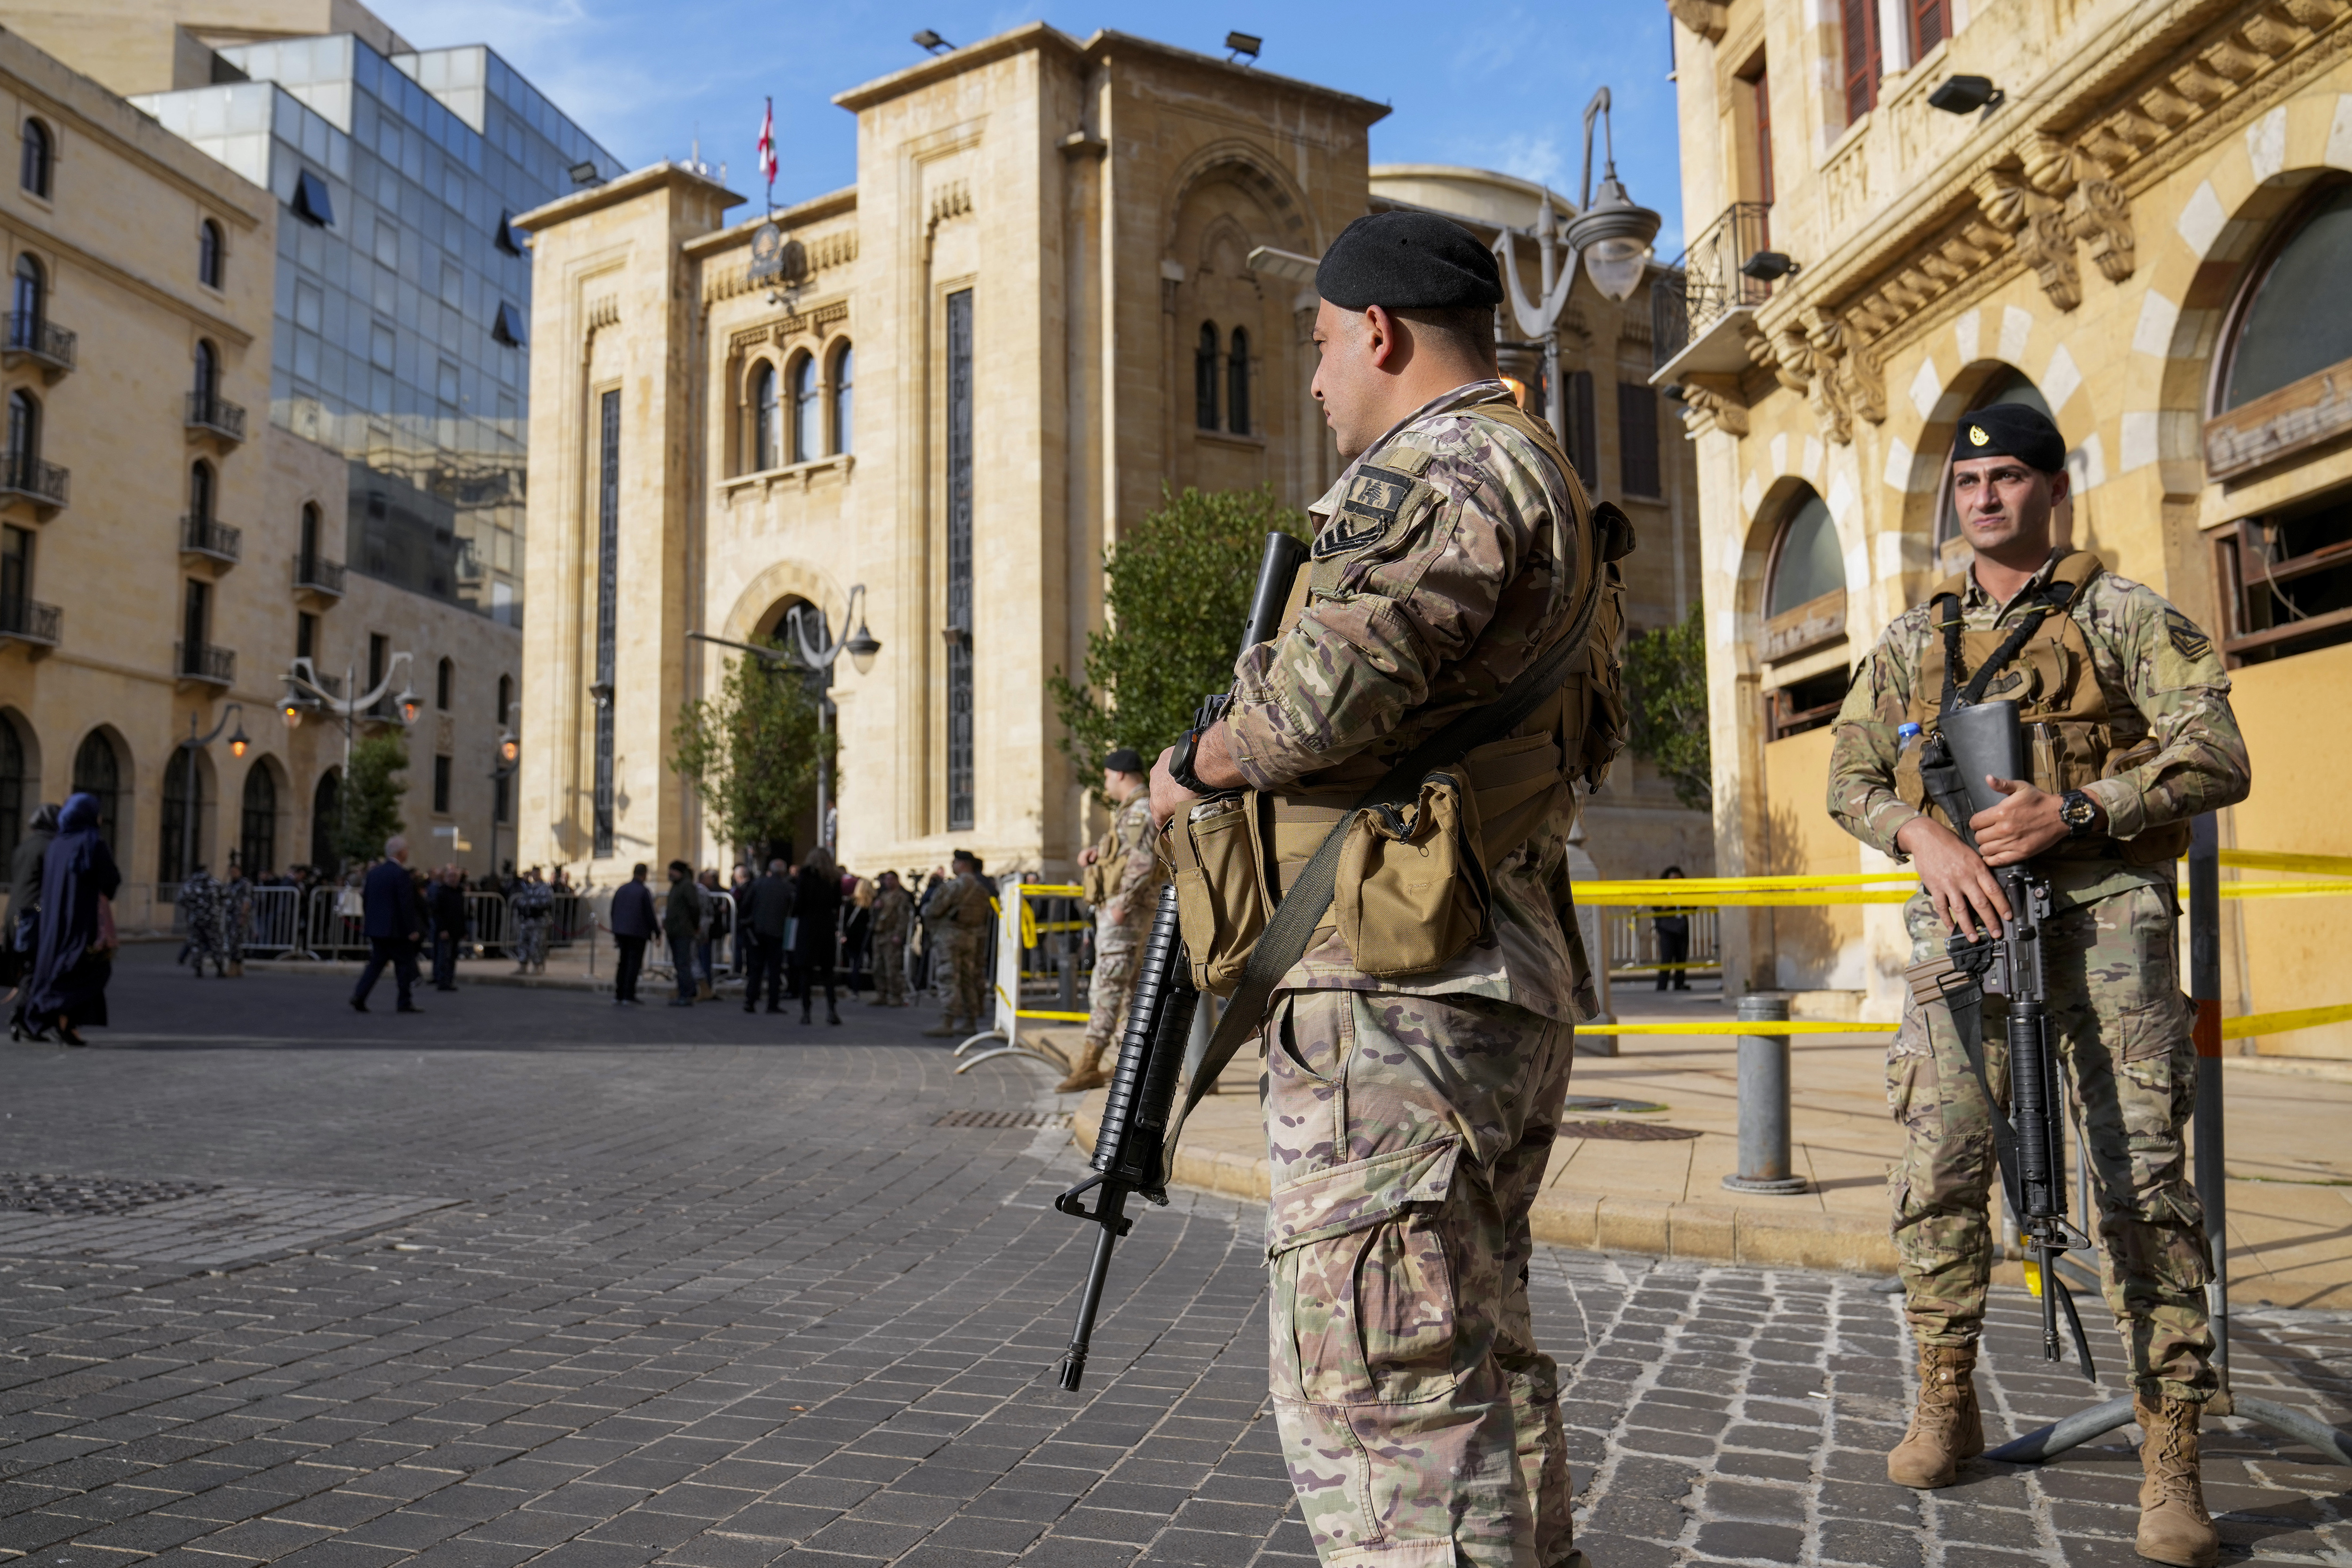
[2164,611,2211,661]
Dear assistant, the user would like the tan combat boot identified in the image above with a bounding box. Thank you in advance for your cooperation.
[921,1016,964,1038]
[1056,1038,1111,1094]
[1887,1342,1984,1487]
[2134,1394,2219,1567]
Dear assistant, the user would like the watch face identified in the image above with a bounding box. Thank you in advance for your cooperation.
[2063,794,2095,827]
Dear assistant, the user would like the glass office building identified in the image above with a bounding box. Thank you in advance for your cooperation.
[135,40,620,626]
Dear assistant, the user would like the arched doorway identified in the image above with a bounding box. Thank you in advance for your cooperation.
[159,746,207,887]
[241,762,280,876]
[0,708,28,868]
[72,730,123,852]
[310,768,340,871]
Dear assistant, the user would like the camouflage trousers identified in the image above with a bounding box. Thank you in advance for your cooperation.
[1890,884,2216,1401]
[514,917,549,971]
[1083,920,1139,1049]
[944,928,990,1024]
[1264,988,1579,1568]
[873,935,907,1004]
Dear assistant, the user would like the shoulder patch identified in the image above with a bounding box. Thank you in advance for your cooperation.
[1314,463,1418,558]
[2164,610,2212,661]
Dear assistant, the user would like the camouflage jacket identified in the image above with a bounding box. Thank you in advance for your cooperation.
[1097,791,1163,933]
[1828,550,2251,909]
[870,885,914,943]
[1223,379,1592,1023]
[922,870,993,933]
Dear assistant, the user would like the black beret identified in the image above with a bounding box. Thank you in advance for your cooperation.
[1316,211,1503,311]
[1103,748,1145,775]
[1956,402,2067,474]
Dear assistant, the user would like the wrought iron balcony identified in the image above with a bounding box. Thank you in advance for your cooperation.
[1652,202,1777,373]
[1,314,74,374]
[185,390,247,443]
[294,553,347,597]
[180,514,242,565]
[175,641,235,686]
[0,449,67,512]
[0,596,60,647]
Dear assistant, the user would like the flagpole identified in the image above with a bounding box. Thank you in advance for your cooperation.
[763,95,775,218]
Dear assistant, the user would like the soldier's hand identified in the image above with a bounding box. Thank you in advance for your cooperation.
[1969,776,2072,866]
[1149,747,1200,831]
[1079,845,1099,867]
[1895,816,2011,939]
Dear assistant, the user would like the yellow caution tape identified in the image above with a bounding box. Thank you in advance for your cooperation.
[2211,879,2352,900]
[1016,1009,1091,1023]
[1581,875,2352,907]
[2219,849,2352,877]
[1018,883,1088,898]
[2221,1000,2352,1041]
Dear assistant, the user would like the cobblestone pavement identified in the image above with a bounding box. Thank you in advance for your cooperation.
[0,949,2345,1568]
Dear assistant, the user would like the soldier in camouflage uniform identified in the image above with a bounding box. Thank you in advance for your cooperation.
[1827,402,2248,1568]
[178,865,228,979]
[1151,212,1611,1568]
[920,851,994,1038]
[867,870,914,1006]
[1059,748,1161,1093]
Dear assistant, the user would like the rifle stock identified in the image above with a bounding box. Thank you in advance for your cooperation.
[1053,530,1306,1392]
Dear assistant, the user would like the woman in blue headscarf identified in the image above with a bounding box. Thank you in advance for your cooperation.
[25,791,120,1047]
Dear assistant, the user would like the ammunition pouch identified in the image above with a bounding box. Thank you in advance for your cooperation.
[1080,856,1110,908]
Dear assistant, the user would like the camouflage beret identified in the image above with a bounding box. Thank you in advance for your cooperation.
[1956,402,2067,474]
[1316,211,1503,311]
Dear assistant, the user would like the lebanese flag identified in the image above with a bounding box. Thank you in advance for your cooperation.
[757,98,777,186]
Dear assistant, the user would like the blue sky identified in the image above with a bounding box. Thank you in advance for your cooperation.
[373,0,1687,251]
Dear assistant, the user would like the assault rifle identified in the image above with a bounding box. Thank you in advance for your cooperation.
[1914,699,2098,1380]
[1051,531,1309,1392]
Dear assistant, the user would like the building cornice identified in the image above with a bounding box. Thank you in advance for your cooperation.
[683,186,858,260]
[512,161,744,233]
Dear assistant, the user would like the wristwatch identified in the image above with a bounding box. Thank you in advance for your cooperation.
[1168,726,1213,796]
[2058,788,2102,837]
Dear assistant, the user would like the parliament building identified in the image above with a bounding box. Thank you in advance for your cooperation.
[515,25,1708,886]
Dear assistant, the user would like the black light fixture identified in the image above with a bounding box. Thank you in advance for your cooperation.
[1928,74,2005,116]
[913,29,954,54]
[568,159,602,187]
[1740,250,1801,282]
[1225,31,1263,64]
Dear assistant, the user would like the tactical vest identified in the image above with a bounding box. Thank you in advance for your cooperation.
[1169,395,1632,991]
[1891,550,2189,865]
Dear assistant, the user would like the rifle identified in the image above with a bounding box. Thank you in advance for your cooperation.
[1915,699,2098,1380]
[1052,530,1309,1392]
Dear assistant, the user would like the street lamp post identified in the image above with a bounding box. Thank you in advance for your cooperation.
[1494,86,1665,451]
[277,652,419,868]
[171,702,251,884]
[486,725,520,882]
[784,587,881,856]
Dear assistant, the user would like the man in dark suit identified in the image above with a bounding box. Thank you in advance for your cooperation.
[607,863,656,1006]
[350,836,424,1014]
[742,858,794,1014]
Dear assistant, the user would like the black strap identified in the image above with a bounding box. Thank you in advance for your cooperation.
[1934,593,1965,714]
[1158,531,1616,1177]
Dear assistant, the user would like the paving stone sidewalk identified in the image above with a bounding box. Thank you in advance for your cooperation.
[0,949,2345,1568]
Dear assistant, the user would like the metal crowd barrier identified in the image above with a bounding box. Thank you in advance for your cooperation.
[1606,905,1722,979]
[240,885,305,956]
[462,891,510,958]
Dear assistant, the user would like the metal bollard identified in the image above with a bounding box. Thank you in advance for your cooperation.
[1722,994,1810,1194]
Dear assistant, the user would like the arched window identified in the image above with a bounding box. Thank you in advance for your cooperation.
[73,731,119,852]
[0,713,24,870]
[299,501,321,574]
[193,338,218,401]
[1195,321,1220,430]
[2218,181,2352,413]
[1228,326,1251,436]
[19,119,49,199]
[198,219,224,289]
[188,461,215,525]
[496,673,513,725]
[10,255,40,346]
[830,342,854,456]
[750,360,780,470]
[7,389,38,482]
[160,747,203,886]
[790,352,819,463]
[310,769,340,871]
[1763,487,1850,740]
[240,765,277,876]
[436,656,454,710]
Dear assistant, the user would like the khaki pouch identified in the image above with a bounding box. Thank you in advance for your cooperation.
[1080,855,1109,908]
[1332,766,1491,979]
[1169,796,1269,996]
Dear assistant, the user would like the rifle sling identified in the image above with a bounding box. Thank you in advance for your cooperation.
[1163,547,1613,1169]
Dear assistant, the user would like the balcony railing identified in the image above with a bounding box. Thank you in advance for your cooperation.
[1,314,74,373]
[0,596,60,646]
[0,449,67,510]
[185,391,247,442]
[294,554,347,596]
[175,641,235,685]
[180,514,242,564]
[1652,201,1777,373]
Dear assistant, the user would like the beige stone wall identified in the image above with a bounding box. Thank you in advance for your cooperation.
[1661,0,2352,1030]
[0,0,411,96]
[0,28,519,930]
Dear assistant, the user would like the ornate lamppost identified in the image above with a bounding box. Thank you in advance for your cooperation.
[784,586,881,854]
[278,652,419,866]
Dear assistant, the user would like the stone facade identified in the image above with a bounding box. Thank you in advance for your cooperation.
[518,24,1708,889]
[1660,0,2352,1049]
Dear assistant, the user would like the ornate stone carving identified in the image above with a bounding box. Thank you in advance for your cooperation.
[1677,377,1748,438]
[2019,135,2079,198]
[2200,36,2266,81]
[2020,207,2084,310]
[1970,168,2032,233]
[2138,85,2197,127]
[2236,12,2302,56]
[2066,178,2137,282]
[1664,0,1729,42]
[2168,60,2233,105]
[1843,318,1888,426]
[2271,0,2335,33]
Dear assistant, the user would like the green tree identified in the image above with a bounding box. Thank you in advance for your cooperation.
[1050,486,1312,803]
[1624,602,1714,812]
[336,731,409,865]
[668,645,834,859]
